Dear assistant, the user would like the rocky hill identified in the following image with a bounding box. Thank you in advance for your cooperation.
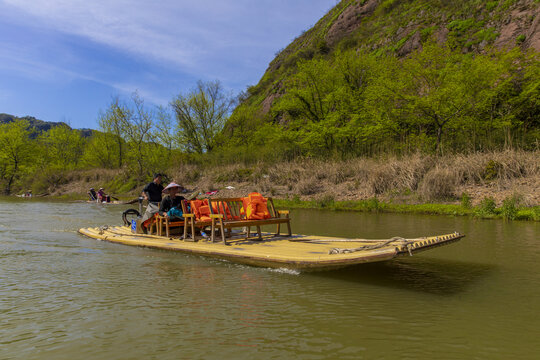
[236,0,539,116]
[0,113,94,138]
[221,0,539,160]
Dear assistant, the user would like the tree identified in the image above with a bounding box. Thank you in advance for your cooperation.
[276,58,339,123]
[82,131,119,169]
[171,80,234,153]
[0,120,34,194]
[40,125,86,170]
[154,105,175,161]
[122,92,155,179]
[98,97,128,168]
[398,42,500,154]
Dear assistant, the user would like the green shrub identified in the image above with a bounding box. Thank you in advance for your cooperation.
[516,34,526,44]
[501,0,517,10]
[317,195,335,208]
[420,26,437,42]
[486,1,499,11]
[317,40,330,54]
[461,192,472,209]
[378,0,398,14]
[447,18,476,33]
[477,197,497,217]
[483,160,501,181]
[533,207,540,221]
[366,197,381,212]
[501,194,522,220]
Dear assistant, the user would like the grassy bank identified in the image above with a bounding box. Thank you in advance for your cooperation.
[273,197,540,221]
[28,150,539,221]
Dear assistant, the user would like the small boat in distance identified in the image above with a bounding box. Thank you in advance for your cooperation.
[78,225,464,271]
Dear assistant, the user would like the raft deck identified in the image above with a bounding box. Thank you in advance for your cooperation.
[78,226,464,271]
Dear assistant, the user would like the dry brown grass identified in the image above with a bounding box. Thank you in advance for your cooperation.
[51,150,539,205]
[418,165,460,200]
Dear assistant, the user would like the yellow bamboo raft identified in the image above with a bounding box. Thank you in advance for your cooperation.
[78,226,464,271]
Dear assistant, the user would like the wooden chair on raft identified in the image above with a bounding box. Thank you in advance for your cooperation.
[146,213,184,238]
[181,194,291,244]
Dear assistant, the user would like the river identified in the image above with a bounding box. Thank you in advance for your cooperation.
[0,199,538,359]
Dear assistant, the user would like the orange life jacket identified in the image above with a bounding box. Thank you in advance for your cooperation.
[190,199,211,221]
[211,201,240,220]
[241,192,271,220]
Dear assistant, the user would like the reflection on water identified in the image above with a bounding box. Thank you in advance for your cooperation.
[0,199,539,359]
[315,257,495,295]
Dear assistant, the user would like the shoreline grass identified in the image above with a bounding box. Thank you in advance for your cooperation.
[2,193,538,221]
[273,198,540,221]
[6,150,538,221]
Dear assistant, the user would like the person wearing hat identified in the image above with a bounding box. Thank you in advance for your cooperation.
[97,187,110,203]
[159,182,185,220]
[142,173,164,204]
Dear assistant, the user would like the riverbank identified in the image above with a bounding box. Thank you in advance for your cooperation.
[20,150,539,221]
[273,198,540,221]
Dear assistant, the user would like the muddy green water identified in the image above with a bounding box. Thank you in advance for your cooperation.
[0,199,538,359]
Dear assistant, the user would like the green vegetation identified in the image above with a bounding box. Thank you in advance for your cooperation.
[0,81,234,195]
[274,197,540,221]
[0,120,34,194]
[1,0,538,223]
[222,43,539,161]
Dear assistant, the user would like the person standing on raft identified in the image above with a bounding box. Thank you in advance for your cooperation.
[142,173,164,203]
[141,173,164,222]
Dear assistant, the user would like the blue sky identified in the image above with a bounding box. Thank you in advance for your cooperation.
[0,0,335,129]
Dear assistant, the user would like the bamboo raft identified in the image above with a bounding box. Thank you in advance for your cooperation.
[78,226,464,271]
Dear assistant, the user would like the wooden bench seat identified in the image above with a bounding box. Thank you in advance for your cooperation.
[182,196,291,244]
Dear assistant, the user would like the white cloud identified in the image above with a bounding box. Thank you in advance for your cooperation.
[0,0,336,120]
[2,0,335,71]
[0,42,79,82]
[2,0,203,68]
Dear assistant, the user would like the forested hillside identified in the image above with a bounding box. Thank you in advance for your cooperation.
[220,0,540,161]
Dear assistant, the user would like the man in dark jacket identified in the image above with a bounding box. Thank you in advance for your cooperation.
[140,173,164,224]
[142,173,164,204]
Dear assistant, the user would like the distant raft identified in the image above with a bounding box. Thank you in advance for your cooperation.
[78,226,464,271]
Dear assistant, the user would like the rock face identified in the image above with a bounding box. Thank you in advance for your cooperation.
[324,0,540,54]
[495,3,540,50]
[325,0,379,46]
[397,30,422,57]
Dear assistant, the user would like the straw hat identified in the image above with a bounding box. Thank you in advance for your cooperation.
[162,182,183,194]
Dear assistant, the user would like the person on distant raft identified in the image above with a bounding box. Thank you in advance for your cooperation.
[140,173,164,225]
[97,188,110,203]
[159,182,185,221]
[88,188,97,201]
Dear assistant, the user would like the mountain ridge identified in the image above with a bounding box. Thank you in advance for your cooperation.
[0,113,94,138]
